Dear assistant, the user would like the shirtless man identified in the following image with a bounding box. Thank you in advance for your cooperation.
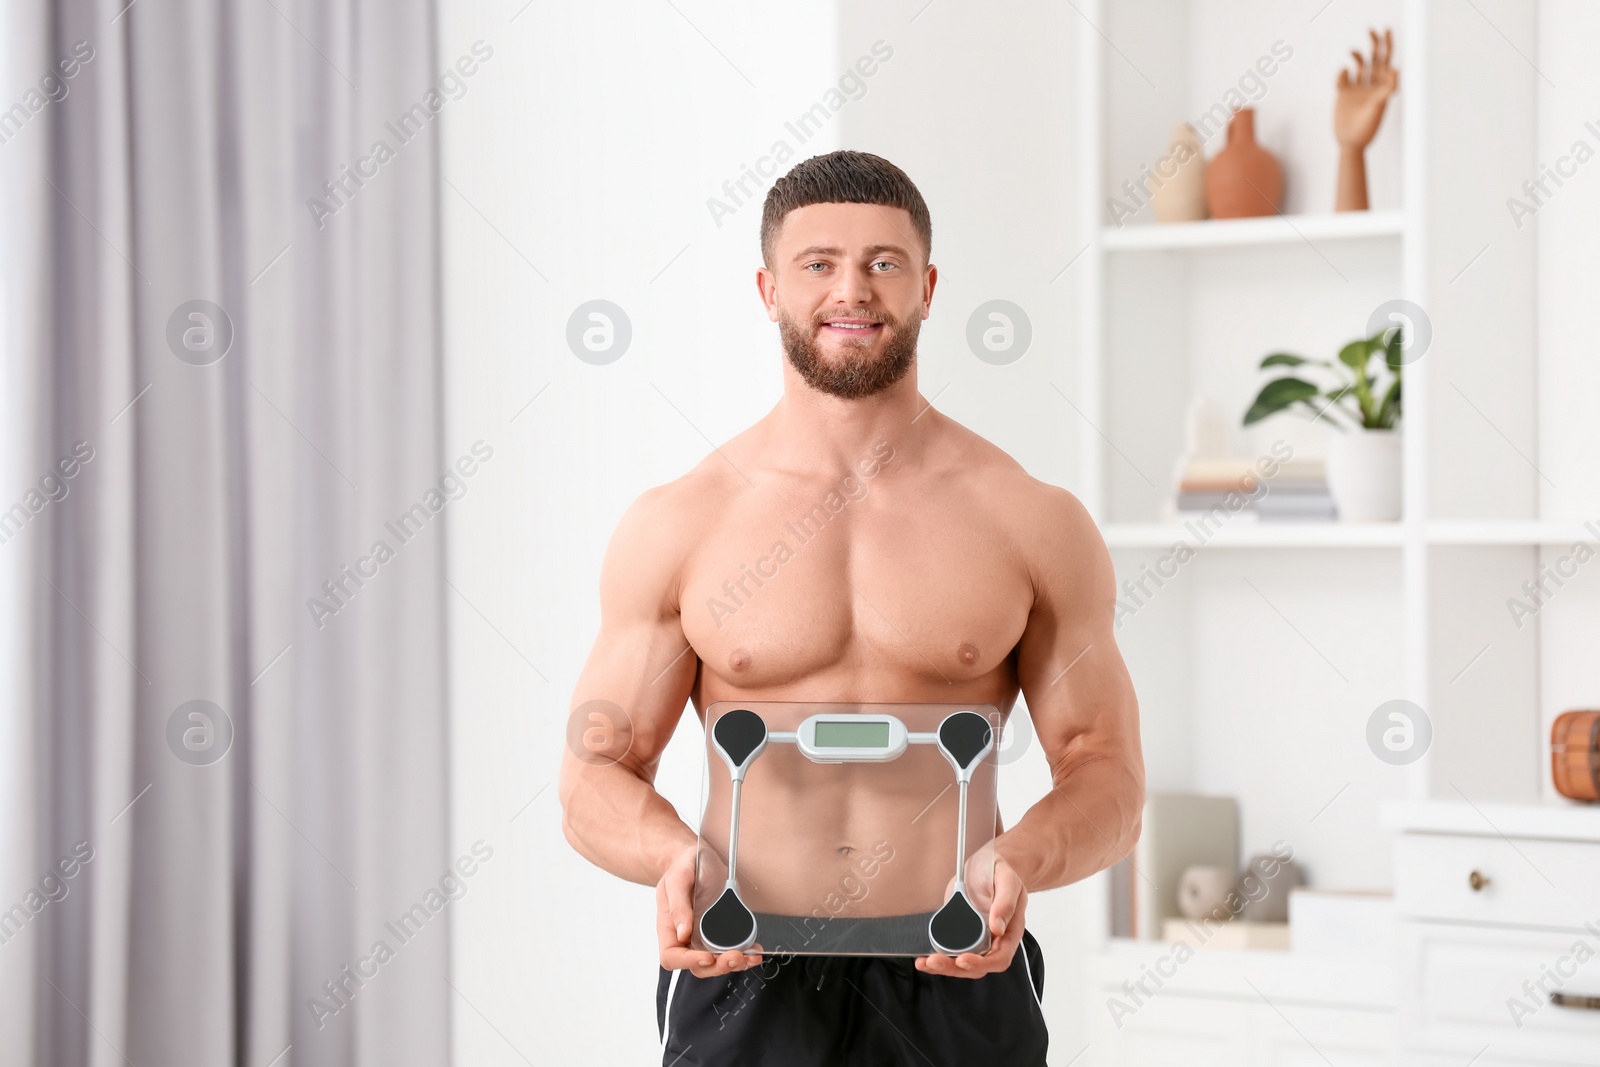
[559,149,1144,1066]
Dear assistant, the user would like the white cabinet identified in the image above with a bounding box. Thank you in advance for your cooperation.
[1401,925,1600,1065]
[1089,993,1251,1067]
[1082,944,1395,1067]
[1390,814,1600,1066]
[1254,1004,1394,1067]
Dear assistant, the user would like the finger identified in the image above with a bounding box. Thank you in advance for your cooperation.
[1369,28,1381,68]
[664,868,696,947]
[1385,28,1395,71]
[655,879,687,951]
[960,920,1024,976]
[988,866,1024,937]
[980,889,1028,969]
[687,952,747,979]
[1351,50,1367,86]
[975,942,1019,974]
[939,946,1009,978]
[1336,68,1350,90]
[655,883,697,972]
[667,946,720,972]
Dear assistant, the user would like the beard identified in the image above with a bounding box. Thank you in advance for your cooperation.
[778,307,919,400]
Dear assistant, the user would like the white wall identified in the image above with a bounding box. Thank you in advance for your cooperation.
[438,2,839,1063]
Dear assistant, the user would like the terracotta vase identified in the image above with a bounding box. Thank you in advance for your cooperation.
[1205,109,1284,219]
[1151,123,1207,223]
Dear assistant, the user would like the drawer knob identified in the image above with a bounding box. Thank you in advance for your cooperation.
[1468,869,1490,892]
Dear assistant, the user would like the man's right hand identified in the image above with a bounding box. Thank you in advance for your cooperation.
[657,843,764,978]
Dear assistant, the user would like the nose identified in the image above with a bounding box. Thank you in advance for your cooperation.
[828,261,875,310]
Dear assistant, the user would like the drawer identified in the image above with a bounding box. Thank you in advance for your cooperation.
[1251,1003,1393,1066]
[1394,833,1600,930]
[1083,991,1250,1067]
[1400,923,1600,1064]
[1083,988,1392,1067]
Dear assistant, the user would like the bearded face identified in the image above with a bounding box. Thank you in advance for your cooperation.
[777,305,920,400]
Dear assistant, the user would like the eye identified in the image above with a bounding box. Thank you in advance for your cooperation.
[871,260,898,272]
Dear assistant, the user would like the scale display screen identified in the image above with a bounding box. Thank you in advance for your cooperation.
[813,720,891,748]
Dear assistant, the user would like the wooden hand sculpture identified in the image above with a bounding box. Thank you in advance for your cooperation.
[1334,28,1398,211]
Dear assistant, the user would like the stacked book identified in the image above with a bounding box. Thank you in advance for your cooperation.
[1171,455,1336,522]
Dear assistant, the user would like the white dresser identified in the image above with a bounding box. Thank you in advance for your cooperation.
[1080,938,1396,1066]
[1384,801,1600,1066]
[1080,803,1600,1065]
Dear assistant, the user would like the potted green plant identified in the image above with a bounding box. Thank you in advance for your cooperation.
[1242,327,1403,521]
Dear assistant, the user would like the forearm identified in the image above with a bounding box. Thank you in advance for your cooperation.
[560,761,696,887]
[993,755,1142,892]
[1336,146,1369,211]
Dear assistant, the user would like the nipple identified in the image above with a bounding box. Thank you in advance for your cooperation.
[728,648,752,673]
[956,642,979,666]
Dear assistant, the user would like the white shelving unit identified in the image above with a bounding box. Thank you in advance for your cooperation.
[1103,520,1407,548]
[1074,0,1434,899]
[1070,1,1599,1062]
[1104,519,1600,550]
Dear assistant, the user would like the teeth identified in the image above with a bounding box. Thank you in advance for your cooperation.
[828,323,874,329]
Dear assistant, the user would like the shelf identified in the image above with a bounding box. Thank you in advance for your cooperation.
[1087,938,1395,1008]
[1425,520,1600,546]
[1102,520,1600,549]
[1101,210,1406,252]
[1103,521,1405,549]
[1380,800,1600,844]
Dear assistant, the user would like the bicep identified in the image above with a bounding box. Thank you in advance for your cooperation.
[1013,489,1140,777]
[565,490,698,782]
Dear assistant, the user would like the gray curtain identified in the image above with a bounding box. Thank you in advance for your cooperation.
[2,1,450,1064]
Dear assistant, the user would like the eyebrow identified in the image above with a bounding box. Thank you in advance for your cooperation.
[791,243,912,262]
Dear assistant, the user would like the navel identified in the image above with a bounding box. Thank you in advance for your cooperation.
[728,647,753,672]
[956,642,980,666]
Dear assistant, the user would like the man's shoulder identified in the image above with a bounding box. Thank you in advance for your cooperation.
[610,454,748,566]
[604,463,741,613]
[626,452,746,521]
[936,417,1092,527]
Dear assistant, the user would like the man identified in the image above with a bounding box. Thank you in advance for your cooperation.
[559,149,1143,1066]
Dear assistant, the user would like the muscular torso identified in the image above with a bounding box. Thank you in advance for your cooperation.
[675,415,1039,917]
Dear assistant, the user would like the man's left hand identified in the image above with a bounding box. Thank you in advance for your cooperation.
[915,854,1026,979]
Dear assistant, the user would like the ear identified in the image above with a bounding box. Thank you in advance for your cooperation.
[756,266,779,322]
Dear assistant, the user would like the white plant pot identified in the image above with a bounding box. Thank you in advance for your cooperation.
[1326,429,1401,522]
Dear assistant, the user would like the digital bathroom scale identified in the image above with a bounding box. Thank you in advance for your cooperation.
[692,701,1001,958]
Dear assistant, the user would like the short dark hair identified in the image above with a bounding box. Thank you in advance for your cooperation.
[760,150,932,270]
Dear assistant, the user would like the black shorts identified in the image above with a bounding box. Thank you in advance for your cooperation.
[655,922,1049,1066]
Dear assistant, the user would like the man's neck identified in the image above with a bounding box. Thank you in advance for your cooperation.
[762,360,931,473]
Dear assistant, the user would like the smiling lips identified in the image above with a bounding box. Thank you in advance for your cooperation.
[820,317,885,338]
